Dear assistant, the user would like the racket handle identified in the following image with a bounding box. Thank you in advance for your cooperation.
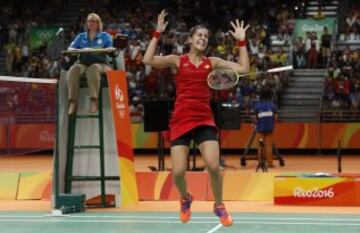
[267,65,293,73]
[236,65,293,78]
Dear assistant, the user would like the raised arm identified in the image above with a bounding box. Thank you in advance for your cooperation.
[210,19,250,74]
[142,10,178,69]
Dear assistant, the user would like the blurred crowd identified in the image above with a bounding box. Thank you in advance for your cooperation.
[293,27,333,69]
[340,8,360,41]
[83,0,294,122]
[323,47,360,112]
[293,4,359,70]
[7,0,352,123]
[322,3,360,113]
[0,1,65,123]
[0,0,65,79]
[0,81,55,123]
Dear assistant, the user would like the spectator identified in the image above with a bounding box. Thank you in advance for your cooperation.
[345,11,359,30]
[307,31,320,68]
[21,42,30,64]
[294,36,306,68]
[129,96,144,123]
[312,8,326,20]
[320,27,332,67]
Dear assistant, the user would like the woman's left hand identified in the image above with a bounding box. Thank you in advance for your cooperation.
[229,19,250,41]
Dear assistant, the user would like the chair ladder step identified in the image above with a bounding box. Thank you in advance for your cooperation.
[73,145,101,149]
[68,176,120,181]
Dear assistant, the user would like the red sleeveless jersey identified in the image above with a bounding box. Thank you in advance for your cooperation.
[169,54,216,141]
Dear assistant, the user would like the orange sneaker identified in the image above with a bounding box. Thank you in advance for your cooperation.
[179,193,193,223]
[213,203,233,226]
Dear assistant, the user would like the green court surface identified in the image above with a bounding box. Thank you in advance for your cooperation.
[0,212,359,233]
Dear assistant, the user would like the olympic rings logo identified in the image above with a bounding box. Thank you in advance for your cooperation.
[36,31,54,40]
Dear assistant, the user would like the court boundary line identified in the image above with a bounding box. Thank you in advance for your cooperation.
[1,215,360,222]
[68,215,360,222]
[206,224,222,233]
[0,219,360,226]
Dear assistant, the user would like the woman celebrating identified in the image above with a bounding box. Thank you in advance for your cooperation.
[143,10,250,226]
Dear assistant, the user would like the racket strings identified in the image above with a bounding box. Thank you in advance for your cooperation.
[207,65,293,90]
[208,69,238,90]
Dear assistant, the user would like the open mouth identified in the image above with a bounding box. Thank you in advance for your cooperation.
[197,40,207,47]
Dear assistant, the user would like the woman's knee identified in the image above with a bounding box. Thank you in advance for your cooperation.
[86,64,101,76]
[103,65,112,72]
[172,167,186,179]
[206,162,220,175]
[68,64,83,76]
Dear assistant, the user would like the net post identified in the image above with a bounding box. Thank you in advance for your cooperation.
[54,80,60,209]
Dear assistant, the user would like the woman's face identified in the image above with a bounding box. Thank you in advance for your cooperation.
[189,28,209,52]
[87,16,99,32]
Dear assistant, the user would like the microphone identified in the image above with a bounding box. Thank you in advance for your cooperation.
[56,27,64,36]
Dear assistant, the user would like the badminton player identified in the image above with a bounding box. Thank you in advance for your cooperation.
[143,10,250,226]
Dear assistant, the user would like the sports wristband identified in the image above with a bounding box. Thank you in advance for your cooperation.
[237,40,246,47]
[153,30,161,39]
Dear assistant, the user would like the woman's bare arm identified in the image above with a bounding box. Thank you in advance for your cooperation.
[142,10,179,69]
[210,20,250,74]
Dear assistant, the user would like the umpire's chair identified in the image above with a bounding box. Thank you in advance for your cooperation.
[60,34,128,208]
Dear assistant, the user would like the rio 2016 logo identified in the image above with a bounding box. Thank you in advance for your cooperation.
[39,130,54,142]
[115,85,124,102]
[293,187,335,198]
[114,84,126,118]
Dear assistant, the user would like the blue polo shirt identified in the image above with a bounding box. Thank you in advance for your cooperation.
[69,31,113,65]
[254,101,277,133]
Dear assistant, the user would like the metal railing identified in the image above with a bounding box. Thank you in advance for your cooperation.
[321,110,360,122]
[0,112,55,124]
[241,109,360,123]
[1,108,359,155]
[2,106,359,125]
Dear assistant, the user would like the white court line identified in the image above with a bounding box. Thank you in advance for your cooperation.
[0,76,58,84]
[206,224,222,233]
[0,219,360,226]
[66,215,360,222]
[0,219,214,224]
[243,226,261,233]
[0,215,360,222]
[0,216,44,218]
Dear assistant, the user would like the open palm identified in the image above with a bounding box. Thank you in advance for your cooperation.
[156,10,169,33]
[229,19,250,41]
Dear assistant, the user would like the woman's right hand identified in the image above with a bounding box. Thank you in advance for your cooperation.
[156,10,169,33]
